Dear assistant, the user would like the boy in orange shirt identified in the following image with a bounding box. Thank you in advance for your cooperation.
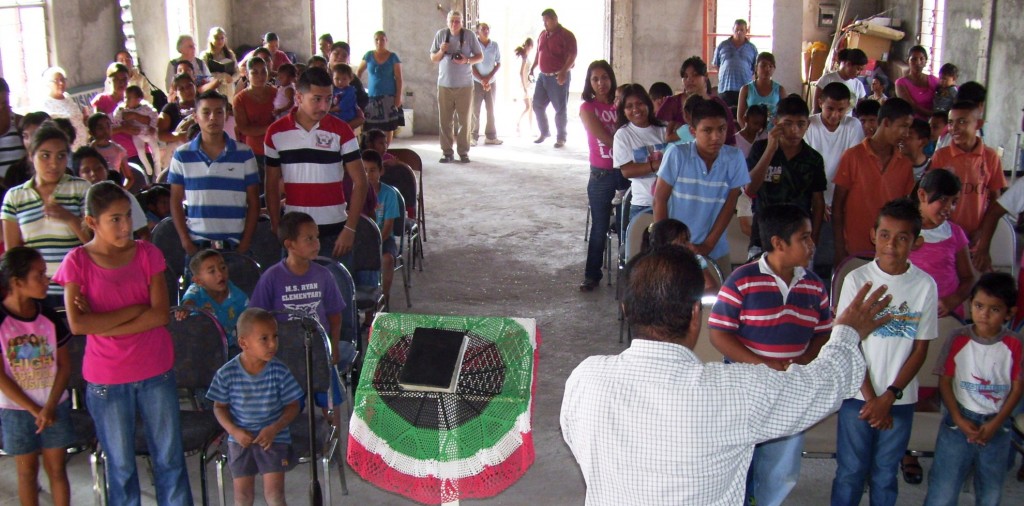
[833,98,916,261]
[928,100,1005,239]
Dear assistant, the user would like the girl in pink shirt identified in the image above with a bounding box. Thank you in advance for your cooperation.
[0,246,72,506]
[53,182,192,505]
[909,168,975,317]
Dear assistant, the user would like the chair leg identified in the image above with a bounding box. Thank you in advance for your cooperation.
[402,257,412,308]
[200,452,209,506]
[90,450,107,506]
[216,454,227,506]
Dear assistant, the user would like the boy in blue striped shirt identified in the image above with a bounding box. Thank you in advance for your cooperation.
[207,307,304,505]
[168,89,260,261]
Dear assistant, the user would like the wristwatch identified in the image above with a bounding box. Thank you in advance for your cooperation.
[886,385,903,400]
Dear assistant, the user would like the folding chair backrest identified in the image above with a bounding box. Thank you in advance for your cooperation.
[387,148,425,234]
[222,252,262,297]
[313,257,360,346]
[167,307,227,390]
[693,302,724,363]
[392,190,407,252]
[624,211,654,263]
[351,215,382,272]
[274,317,334,394]
[831,254,873,307]
[381,162,417,219]
[126,163,150,194]
[249,216,282,273]
[152,217,185,302]
[990,215,1019,277]
[618,187,634,237]
[919,315,965,389]
[700,255,724,287]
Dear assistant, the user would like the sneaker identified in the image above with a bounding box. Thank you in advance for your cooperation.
[485,138,503,145]
[554,140,566,148]
[534,135,549,144]
[470,138,478,147]
[611,189,626,205]
[459,155,471,163]
[579,278,599,292]
[439,155,454,163]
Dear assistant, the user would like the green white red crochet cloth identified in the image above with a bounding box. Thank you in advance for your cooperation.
[347,313,539,504]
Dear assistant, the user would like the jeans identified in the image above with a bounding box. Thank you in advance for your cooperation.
[472,81,497,140]
[924,406,1012,506]
[533,73,570,141]
[87,370,193,506]
[628,204,651,224]
[831,399,914,506]
[746,432,804,506]
[585,168,625,281]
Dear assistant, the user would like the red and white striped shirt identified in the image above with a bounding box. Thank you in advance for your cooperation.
[264,110,360,225]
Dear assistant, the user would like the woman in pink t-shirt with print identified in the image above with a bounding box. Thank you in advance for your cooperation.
[53,182,192,505]
[895,46,940,121]
[579,60,622,292]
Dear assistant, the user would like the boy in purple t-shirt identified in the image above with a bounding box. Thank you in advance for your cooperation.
[250,212,345,364]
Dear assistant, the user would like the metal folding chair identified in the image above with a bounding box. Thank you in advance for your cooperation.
[381,160,424,271]
[388,148,426,241]
[151,217,186,303]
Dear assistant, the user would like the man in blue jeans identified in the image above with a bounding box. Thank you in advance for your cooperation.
[530,9,576,148]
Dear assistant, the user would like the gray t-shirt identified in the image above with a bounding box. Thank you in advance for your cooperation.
[430,28,482,88]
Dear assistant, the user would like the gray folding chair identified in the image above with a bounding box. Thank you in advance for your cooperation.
[151,217,186,303]
[388,148,426,241]
[220,252,262,297]
[248,215,281,273]
[381,160,424,271]
[389,191,413,308]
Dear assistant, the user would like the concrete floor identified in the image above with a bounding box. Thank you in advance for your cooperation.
[3,122,1024,504]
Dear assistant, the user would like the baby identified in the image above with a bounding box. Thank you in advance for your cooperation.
[113,85,161,175]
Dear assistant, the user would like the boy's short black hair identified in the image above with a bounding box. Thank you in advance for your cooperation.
[298,67,333,92]
[972,272,1018,310]
[930,110,949,123]
[821,82,853,102]
[950,100,978,113]
[648,81,673,101]
[841,48,868,66]
[174,59,195,72]
[21,111,51,133]
[125,85,144,98]
[877,97,913,123]
[72,145,109,173]
[331,63,353,77]
[307,55,328,67]
[775,94,810,118]
[52,118,76,145]
[854,99,881,119]
[361,149,383,169]
[875,197,922,238]
[745,104,769,119]
[278,63,297,78]
[956,81,986,104]
[689,97,728,127]
[909,118,931,140]
[278,211,316,244]
[758,204,810,253]
[237,307,277,341]
[938,63,958,78]
[196,89,227,107]
[647,219,691,250]
[330,41,350,53]
[188,249,223,275]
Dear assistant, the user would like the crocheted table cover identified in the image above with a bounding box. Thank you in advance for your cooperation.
[348,313,539,504]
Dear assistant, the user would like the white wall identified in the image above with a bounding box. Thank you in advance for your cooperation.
[47,0,120,89]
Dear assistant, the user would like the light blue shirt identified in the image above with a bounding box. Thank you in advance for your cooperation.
[473,39,501,83]
[657,142,750,260]
[430,28,482,88]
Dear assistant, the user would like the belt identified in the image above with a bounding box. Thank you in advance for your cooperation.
[541,72,559,76]
[194,239,235,251]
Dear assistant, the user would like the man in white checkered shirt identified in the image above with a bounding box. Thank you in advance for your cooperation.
[560,246,892,506]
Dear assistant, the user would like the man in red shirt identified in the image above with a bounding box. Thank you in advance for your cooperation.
[530,9,577,148]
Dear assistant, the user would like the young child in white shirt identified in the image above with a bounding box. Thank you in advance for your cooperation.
[113,85,160,175]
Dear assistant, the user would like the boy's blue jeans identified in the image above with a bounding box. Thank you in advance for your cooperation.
[831,399,914,506]
[924,405,1012,506]
[87,370,193,506]
[746,432,804,506]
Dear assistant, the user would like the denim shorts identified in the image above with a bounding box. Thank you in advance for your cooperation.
[0,400,75,455]
[382,236,398,258]
[228,441,296,477]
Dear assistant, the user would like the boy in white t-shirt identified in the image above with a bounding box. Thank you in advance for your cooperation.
[830,198,938,506]
[803,82,863,279]
[923,272,1023,505]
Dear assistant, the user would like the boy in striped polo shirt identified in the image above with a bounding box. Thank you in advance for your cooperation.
[709,203,832,506]
[206,307,304,504]
[169,90,260,259]
[265,67,367,259]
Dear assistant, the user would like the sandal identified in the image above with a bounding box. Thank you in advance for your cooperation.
[900,458,923,485]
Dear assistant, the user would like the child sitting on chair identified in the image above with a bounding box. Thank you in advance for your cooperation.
[206,308,304,506]
[643,218,719,294]
[181,249,249,356]
[363,150,401,306]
